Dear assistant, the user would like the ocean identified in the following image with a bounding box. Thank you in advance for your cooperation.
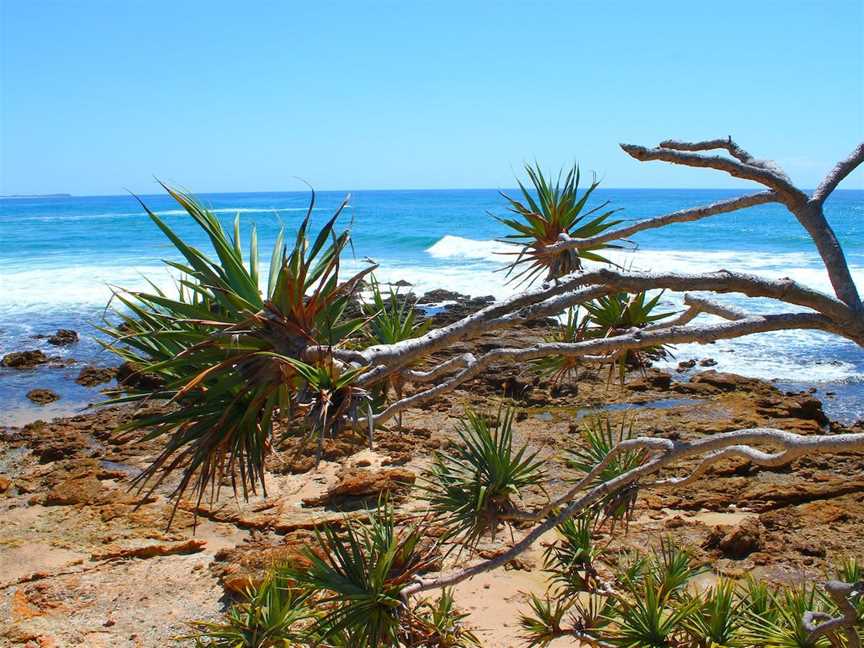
[1,188,862,426]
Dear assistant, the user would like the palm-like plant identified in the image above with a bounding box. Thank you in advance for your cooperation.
[741,583,837,648]
[186,573,312,647]
[582,290,674,383]
[683,578,745,647]
[406,589,482,647]
[419,408,546,547]
[283,504,439,648]
[531,307,588,386]
[566,415,648,527]
[543,510,605,596]
[362,276,430,428]
[100,185,373,510]
[498,163,621,286]
[603,578,697,648]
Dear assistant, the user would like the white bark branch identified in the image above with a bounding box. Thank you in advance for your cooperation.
[811,142,864,205]
[620,143,808,205]
[404,428,864,596]
[545,191,778,254]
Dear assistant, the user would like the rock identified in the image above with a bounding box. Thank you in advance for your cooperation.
[47,329,78,346]
[690,370,771,394]
[0,475,11,493]
[75,366,116,387]
[115,361,164,390]
[91,539,206,561]
[699,358,718,367]
[418,289,466,304]
[26,389,59,405]
[704,518,764,559]
[392,279,413,287]
[44,475,104,506]
[2,350,48,369]
[302,467,416,507]
[677,359,696,372]
[212,532,319,594]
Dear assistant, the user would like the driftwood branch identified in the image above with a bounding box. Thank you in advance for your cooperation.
[812,142,864,206]
[804,580,864,648]
[403,429,864,596]
[545,191,778,254]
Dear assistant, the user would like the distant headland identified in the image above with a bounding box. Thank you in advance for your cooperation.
[1,193,73,199]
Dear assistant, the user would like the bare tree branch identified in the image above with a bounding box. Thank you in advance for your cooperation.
[659,137,760,165]
[403,428,864,596]
[804,580,864,648]
[811,142,864,205]
[620,143,808,205]
[545,191,778,254]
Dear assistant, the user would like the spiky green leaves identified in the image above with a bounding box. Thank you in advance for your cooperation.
[101,186,372,511]
[420,408,546,546]
[186,573,312,647]
[282,505,440,648]
[498,163,621,286]
[566,415,648,527]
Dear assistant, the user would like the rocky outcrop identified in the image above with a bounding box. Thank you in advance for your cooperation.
[75,366,116,387]
[47,329,78,346]
[2,350,49,369]
[26,389,59,405]
[301,467,416,508]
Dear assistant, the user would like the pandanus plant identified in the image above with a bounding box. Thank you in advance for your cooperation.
[100,184,374,511]
[498,162,621,286]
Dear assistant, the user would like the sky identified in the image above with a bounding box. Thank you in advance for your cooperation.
[1,1,862,196]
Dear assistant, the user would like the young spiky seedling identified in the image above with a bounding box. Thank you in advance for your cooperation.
[581,290,674,384]
[498,162,621,286]
[566,414,648,528]
[531,307,588,386]
[186,573,312,647]
[419,408,546,547]
[282,504,440,648]
[362,275,430,428]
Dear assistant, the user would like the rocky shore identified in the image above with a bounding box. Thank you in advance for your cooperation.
[1,291,863,647]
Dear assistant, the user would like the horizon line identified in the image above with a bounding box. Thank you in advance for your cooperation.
[4,186,862,200]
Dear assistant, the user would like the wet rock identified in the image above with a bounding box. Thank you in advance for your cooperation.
[2,350,48,369]
[26,389,60,405]
[699,358,718,367]
[418,289,466,304]
[302,467,416,508]
[677,359,696,372]
[47,329,78,346]
[704,518,764,559]
[75,366,116,387]
[392,279,413,287]
[115,361,164,390]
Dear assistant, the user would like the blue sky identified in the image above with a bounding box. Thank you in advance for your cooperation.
[1,1,862,195]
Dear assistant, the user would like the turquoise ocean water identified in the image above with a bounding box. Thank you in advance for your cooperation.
[1,188,862,425]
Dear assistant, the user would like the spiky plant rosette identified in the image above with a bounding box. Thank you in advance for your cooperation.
[531,306,588,385]
[419,408,546,547]
[581,290,674,383]
[360,275,430,427]
[498,162,622,286]
[565,415,648,529]
[282,504,441,648]
[185,572,312,648]
[99,184,374,510]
